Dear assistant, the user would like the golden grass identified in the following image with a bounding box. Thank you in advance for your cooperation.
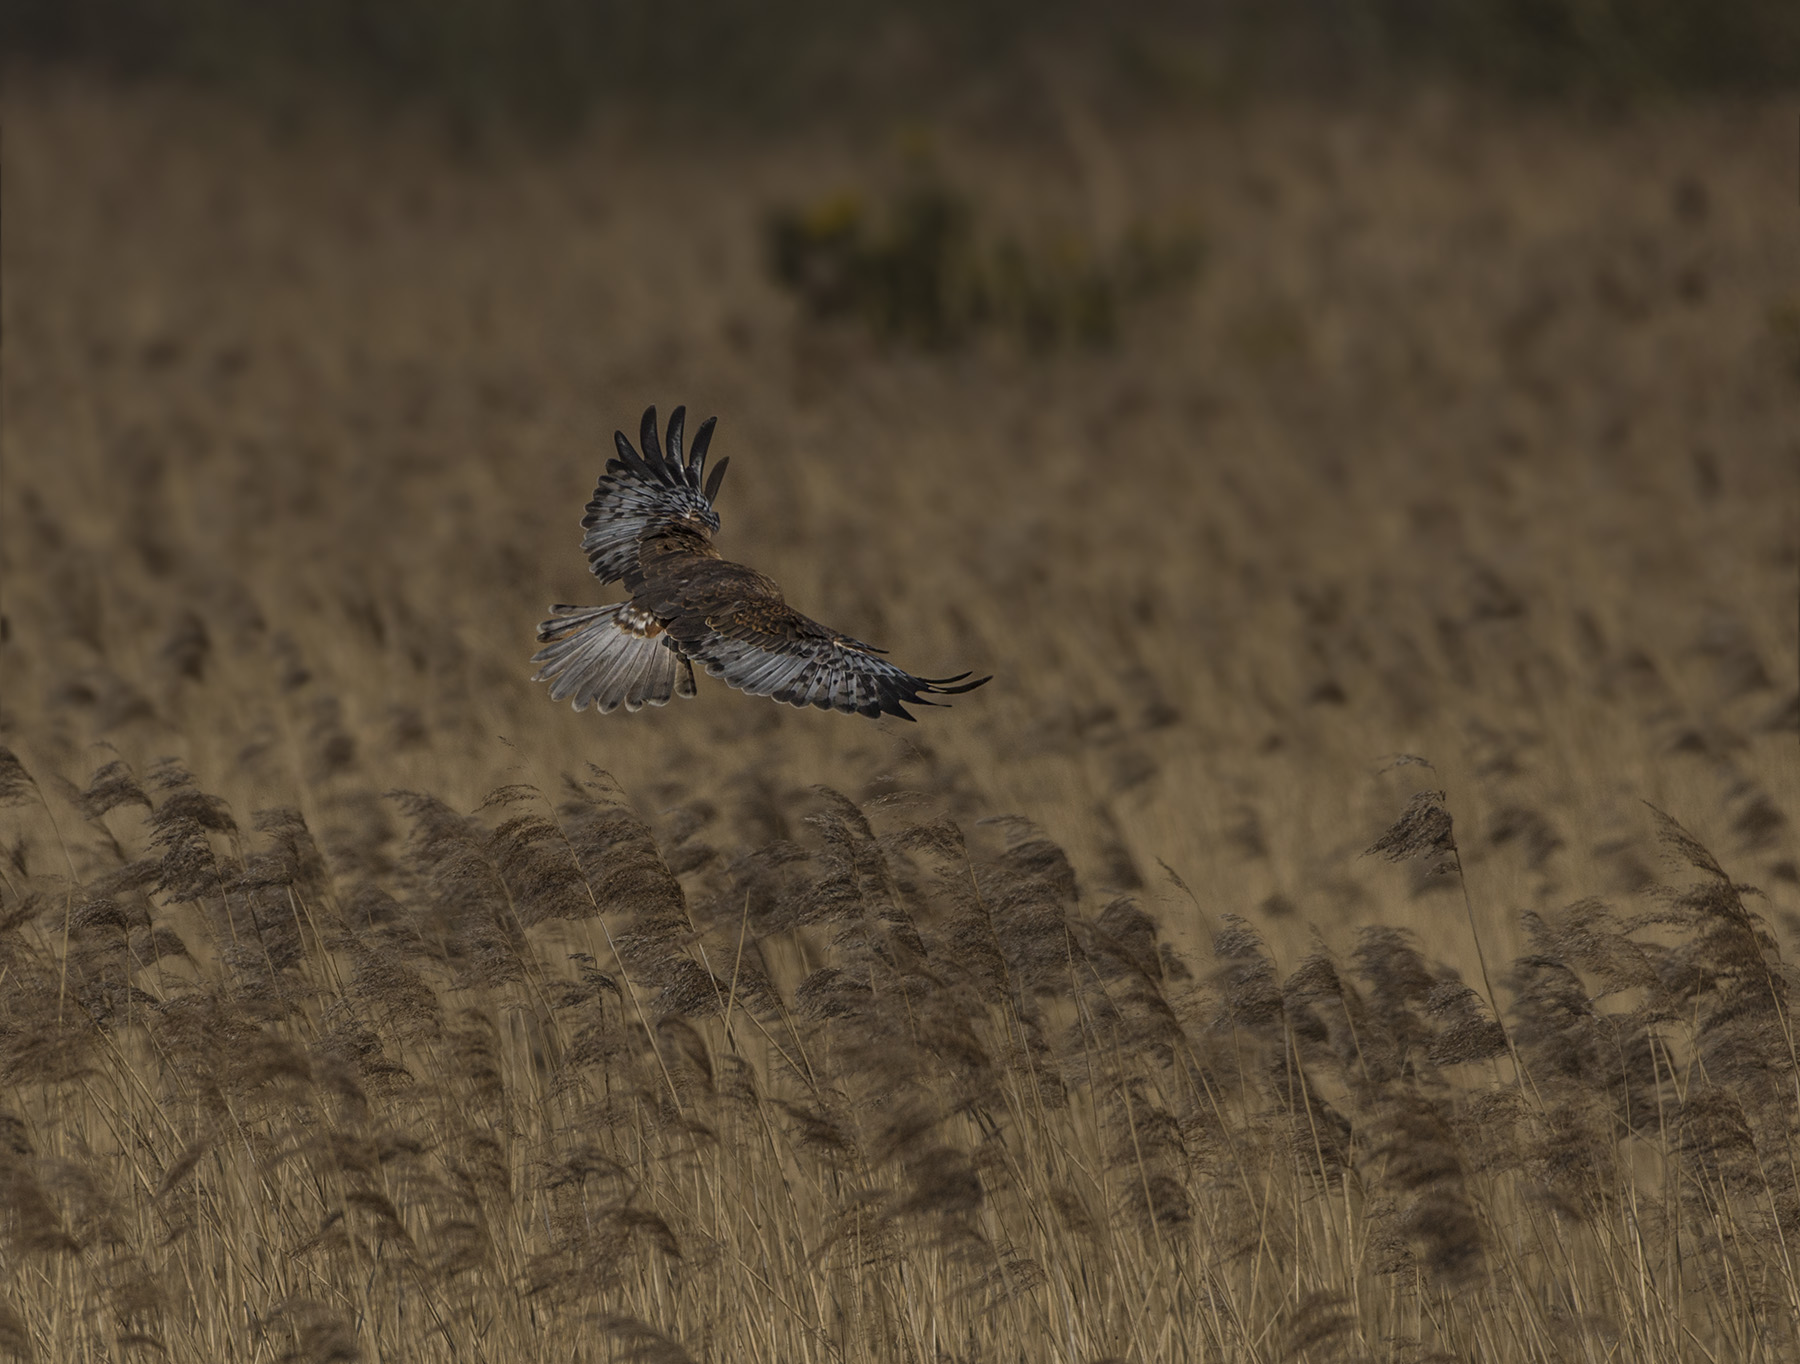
[2,77,1797,1361]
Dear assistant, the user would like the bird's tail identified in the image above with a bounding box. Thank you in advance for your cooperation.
[531,603,696,714]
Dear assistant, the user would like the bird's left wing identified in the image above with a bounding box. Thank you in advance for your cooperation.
[581,405,731,584]
[691,600,989,721]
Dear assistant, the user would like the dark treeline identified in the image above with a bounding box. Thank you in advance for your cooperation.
[6,0,1797,136]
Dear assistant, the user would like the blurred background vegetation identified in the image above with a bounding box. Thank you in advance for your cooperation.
[766,162,1205,351]
[7,0,1799,138]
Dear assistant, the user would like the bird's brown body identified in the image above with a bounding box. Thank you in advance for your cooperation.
[531,406,989,720]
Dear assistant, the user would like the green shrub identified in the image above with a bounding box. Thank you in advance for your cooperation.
[767,166,1203,351]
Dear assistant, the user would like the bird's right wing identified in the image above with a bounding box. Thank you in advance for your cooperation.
[690,599,990,722]
[580,405,731,585]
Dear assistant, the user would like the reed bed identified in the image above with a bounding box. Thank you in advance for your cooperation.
[1,749,1796,1360]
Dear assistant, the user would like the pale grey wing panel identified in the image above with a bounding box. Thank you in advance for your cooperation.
[580,405,727,584]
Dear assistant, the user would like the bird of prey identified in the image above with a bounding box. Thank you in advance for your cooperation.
[532,406,989,721]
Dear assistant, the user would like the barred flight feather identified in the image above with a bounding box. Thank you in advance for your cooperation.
[580,406,725,584]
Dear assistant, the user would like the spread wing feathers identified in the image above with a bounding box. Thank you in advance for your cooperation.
[532,603,697,713]
[580,405,729,584]
[692,604,990,721]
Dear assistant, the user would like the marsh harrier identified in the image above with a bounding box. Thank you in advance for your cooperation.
[533,406,989,720]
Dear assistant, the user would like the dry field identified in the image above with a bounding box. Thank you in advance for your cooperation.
[2,77,1797,1362]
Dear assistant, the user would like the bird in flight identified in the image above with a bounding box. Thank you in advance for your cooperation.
[532,406,990,720]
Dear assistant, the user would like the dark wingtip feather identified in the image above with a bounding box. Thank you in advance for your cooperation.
[920,673,991,695]
[689,416,717,481]
[639,406,662,463]
[613,430,654,481]
[703,455,730,504]
[665,405,687,470]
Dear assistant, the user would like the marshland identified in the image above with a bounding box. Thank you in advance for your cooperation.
[2,6,1797,1360]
